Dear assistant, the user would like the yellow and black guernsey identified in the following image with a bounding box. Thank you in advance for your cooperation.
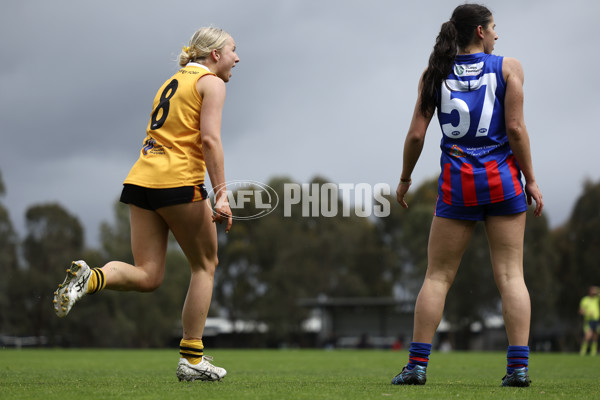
[124,63,215,188]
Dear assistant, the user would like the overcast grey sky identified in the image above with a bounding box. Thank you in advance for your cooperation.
[1,0,598,247]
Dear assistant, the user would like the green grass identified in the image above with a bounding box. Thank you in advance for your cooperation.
[0,349,598,399]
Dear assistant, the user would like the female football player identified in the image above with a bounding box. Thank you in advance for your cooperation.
[392,3,543,387]
[53,26,239,382]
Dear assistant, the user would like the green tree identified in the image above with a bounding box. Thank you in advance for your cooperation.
[99,199,132,262]
[376,177,438,299]
[523,211,560,346]
[553,179,600,349]
[0,170,20,333]
[12,203,85,342]
[214,176,394,345]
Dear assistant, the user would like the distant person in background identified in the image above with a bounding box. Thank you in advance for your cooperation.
[391,335,404,351]
[392,3,543,388]
[52,26,239,382]
[579,286,599,356]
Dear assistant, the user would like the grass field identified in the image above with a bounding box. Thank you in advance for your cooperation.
[1,349,598,399]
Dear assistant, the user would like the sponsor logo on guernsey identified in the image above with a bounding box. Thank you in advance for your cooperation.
[454,62,484,77]
[142,138,156,155]
[142,138,168,156]
[450,145,466,158]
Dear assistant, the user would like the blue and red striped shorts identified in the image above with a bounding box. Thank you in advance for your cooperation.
[434,191,527,221]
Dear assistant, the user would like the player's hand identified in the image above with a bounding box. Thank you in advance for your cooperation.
[396,179,412,209]
[212,196,233,233]
[525,181,543,217]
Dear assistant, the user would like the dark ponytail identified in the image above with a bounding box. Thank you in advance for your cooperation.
[420,21,458,117]
[419,4,493,117]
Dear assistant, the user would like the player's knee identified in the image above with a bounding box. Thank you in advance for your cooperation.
[189,253,218,275]
[206,256,218,275]
[201,254,218,274]
[139,274,164,292]
[495,273,525,291]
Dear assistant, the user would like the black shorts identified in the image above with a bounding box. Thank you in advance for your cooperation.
[120,184,208,211]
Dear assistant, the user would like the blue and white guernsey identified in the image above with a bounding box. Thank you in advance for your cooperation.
[436,53,523,206]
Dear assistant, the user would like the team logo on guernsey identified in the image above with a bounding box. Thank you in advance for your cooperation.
[454,62,484,77]
[450,145,466,158]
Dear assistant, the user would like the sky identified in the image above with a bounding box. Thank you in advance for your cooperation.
[1,0,599,247]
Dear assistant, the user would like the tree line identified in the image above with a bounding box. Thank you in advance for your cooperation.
[1,169,599,350]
